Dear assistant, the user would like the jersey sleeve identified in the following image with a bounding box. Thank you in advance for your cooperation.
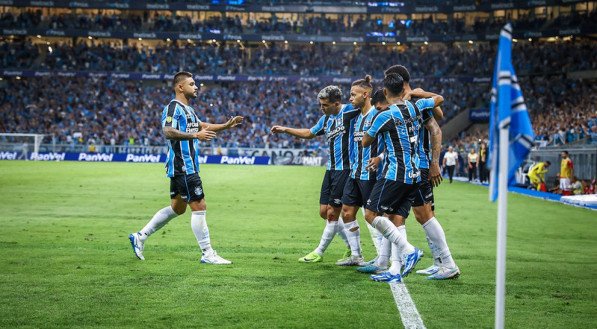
[415,98,436,122]
[366,111,392,138]
[310,115,327,136]
[162,102,179,128]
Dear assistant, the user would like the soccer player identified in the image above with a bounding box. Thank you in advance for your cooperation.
[560,151,574,195]
[385,65,459,279]
[528,161,551,190]
[336,76,383,266]
[271,85,359,263]
[129,71,243,265]
[362,73,444,282]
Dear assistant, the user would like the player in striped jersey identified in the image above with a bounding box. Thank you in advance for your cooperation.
[385,65,460,280]
[336,76,385,266]
[363,73,444,282]
[271,85,360,263]
[129,71,243,265]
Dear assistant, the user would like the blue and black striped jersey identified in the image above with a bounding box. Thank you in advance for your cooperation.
[350,106,385,180]
[310,104,360,171]
[161,100,202,177]
[366,98,435,184]
[412,97,434,170]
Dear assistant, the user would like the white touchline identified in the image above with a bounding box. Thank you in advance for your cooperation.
[389,282,426,329]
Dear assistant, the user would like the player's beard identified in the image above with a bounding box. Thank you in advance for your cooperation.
[185,90,197,100]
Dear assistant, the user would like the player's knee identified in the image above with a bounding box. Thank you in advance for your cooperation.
[173,206,186,215]
[319,208,327,219]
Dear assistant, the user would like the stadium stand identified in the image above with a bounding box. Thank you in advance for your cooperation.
[0,1,595,160]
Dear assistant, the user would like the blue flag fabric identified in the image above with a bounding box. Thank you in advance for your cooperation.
[488,23,535,202]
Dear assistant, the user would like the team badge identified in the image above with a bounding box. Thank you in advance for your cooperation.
[166,116,173,123]
[195,186,203,196]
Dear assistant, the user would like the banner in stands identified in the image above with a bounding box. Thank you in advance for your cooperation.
[469,108,491,122]
[0,152,271,165]
[0,70,497,84]
[0,26,591,44]
[0,151,329,166]
[2,0,586,14]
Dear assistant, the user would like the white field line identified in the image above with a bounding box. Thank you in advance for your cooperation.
[389,282,426,329]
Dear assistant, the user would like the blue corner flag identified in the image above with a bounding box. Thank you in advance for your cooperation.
[488,23,535,202]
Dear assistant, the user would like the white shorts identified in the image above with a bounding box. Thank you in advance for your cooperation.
[560,178,571,191]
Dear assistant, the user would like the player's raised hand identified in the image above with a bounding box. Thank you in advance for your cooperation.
[226,116,244,128]
[365,156,382,172]
[195,129,217,141]
[429,162,443,187]
[270,125,286,134]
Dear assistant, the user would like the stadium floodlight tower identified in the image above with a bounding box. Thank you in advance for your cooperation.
[0,133,46,160]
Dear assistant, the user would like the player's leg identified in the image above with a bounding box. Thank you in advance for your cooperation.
[413,204,459,279]
[128,177,184,260]
[336,177,365,266]
[336,204,364,265]
[299,171,335,263]
[331,171,352,253]
[365,180,420,281]
[185,174,231,265]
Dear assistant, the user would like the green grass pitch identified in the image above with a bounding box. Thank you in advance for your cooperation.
[0,161,595,328]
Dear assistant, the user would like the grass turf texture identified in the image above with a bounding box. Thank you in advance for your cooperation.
[0,161,595,329]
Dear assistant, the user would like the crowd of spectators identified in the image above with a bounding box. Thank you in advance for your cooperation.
[3,39,596,79]
[0,77,331,151]
[1,73,595,152]
[0,8,594,37]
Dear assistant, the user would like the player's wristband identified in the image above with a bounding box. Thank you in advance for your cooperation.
[378,153,385,161]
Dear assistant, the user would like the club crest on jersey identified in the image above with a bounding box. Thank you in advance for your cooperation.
[166,116,173,123]
[335,117,342,126]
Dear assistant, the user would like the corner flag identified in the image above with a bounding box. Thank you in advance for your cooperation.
[488,23,535,329]
[488,23,535,202]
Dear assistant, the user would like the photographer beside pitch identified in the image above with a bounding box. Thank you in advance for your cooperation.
[129,71,243,265]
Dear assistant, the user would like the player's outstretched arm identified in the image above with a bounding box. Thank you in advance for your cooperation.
[270,126,316,139]
[425,117,443,187]
[163,126,216,141]
[201,116,244,132]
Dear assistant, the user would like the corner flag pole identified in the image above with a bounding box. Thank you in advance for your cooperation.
[495,125,509,329]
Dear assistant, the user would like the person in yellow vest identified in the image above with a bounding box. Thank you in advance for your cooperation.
[560,151,574,196]
[527,161,551,190]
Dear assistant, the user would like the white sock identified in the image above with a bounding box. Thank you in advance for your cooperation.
[191,211,212,253]
[366,222,382,255]
[139,206,178,241]
[388,225,407,275]
[389,243,402,275]
[423,217,456,268]
[376,237,391,268]
[371,216,415,255]
[336,217,351,249]
[344,220,361,257]
[314,220,337,255]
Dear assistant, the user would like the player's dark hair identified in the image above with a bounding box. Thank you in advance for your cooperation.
[384,65,410,83]
[383,73,404,96]
[562,151,569,155]
[317,85,342,103]
[173,71,193,88]
[371,89,386,106]
[351,75,373,89]
[545,161,551,165]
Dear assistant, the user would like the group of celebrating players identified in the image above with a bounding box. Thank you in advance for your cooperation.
[129,65,460,282]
